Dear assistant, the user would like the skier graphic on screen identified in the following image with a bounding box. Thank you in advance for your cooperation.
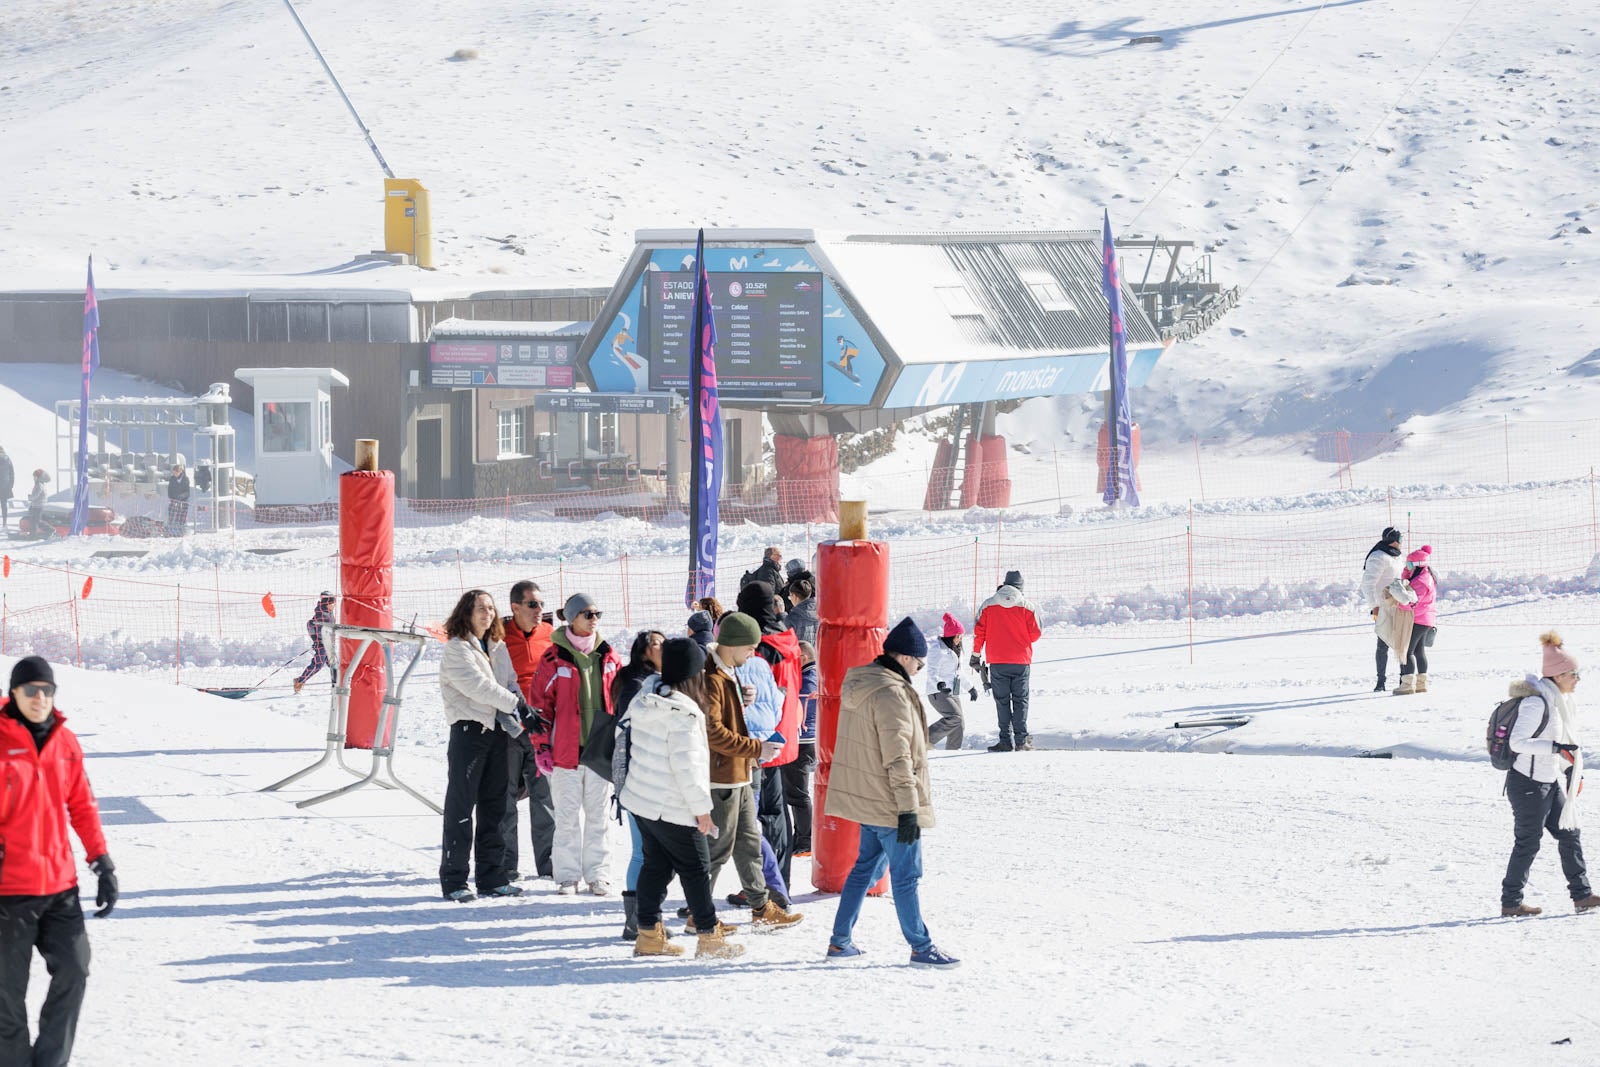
[609,313,649,391]
[830,335,861,384]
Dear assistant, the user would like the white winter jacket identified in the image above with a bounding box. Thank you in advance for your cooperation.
[440,636,521,730]
[926,639,963,696]
[618,686,713,829]
[1508,674,1578,783]
[1362,547,1403,612]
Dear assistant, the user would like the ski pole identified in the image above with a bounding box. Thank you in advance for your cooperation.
[251,647,310,690]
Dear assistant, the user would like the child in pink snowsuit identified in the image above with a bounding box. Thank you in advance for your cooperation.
[1395,545,1437,694]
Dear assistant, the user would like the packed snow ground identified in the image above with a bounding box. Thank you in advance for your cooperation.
[14,600,1600,1066]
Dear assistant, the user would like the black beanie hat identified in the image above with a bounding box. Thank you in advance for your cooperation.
[1003,570,1024,590]
[882,617,928,659]
[9,656,55,694]
[660,637,707,687]
[1381,527,1402,545]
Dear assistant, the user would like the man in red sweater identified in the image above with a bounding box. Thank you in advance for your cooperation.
[971,570,1043,752]
[0,656,117,1066]
[500,579,556,881]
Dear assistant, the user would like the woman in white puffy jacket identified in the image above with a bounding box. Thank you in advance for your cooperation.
[438,588,525,904]
[620,637,741,959]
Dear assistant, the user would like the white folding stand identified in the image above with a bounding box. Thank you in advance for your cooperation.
[262,624,442,813]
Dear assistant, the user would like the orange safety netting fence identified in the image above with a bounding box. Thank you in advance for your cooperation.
[6,477,1600,688]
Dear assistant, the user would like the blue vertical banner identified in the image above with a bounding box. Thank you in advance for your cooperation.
[1101,211,1140,507]
[685,229,725,608]
[70,256,100,536]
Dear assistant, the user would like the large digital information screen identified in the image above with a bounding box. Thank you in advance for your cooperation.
[645,271,824,398]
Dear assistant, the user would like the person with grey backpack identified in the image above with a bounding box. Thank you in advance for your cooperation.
[1495,631,1600,917]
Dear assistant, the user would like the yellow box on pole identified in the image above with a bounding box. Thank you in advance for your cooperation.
[383,178,433,269]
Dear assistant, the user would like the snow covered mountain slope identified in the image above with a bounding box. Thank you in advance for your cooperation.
[2,0,1597,441]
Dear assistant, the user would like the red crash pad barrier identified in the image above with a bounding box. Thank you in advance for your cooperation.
[339,470,395,749]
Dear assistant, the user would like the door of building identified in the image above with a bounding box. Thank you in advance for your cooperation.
[417,417,443,499]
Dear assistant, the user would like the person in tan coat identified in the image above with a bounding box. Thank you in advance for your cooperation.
[825,617,960,968]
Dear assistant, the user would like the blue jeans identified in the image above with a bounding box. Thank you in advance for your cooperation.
[829,824,932,953]
[627,814,644,893]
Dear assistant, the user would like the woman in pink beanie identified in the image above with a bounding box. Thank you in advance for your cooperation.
[926,613,974,750]
[1394,545,1437,695]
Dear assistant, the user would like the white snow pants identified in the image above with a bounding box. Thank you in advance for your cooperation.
[549,765,612,885]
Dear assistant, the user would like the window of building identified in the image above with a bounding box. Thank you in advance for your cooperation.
[934,285,985,318]
[1019,271,1079,313]
[263,402,313,454]
[497,407,527,459]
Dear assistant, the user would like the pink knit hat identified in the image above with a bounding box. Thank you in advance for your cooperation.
[941,612,965,637]
[1406,544,1432,563]
[1541,631,1579,677]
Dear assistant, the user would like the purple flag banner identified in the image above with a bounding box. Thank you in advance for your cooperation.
[1101,211,1140,507]
[70,256,100,536]
[685,229,725,608]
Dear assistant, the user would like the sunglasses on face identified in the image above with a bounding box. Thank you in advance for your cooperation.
[522,599,543,609]
[21,684,55,699]
[581,610,603,621]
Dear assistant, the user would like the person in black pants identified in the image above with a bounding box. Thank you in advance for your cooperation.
[0,655,119,1067]
[783,642,820,855]
[502,734,556,880]
[437,589,525,902]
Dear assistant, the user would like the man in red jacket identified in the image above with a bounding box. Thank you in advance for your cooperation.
[0,656,117,1067]
[500,579,556,881]
[971,570,1043,752]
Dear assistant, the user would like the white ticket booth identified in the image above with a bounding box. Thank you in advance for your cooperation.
[235,368,349,506]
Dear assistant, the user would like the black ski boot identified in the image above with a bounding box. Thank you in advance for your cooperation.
[1373,677,1387,692]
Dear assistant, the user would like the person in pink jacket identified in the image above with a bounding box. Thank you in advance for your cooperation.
[1394,545,1437,695]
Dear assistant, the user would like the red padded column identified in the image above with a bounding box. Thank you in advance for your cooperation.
[976,434,1011,508]
[812,538,890,895]
[339,469,394,749]
[774,434,839,524]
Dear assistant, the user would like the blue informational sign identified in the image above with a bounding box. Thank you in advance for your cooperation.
[882,345,1165,409]
[588,246,884,405]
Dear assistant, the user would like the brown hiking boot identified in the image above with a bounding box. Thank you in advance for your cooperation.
[633,921,685,957]
[696,925,747,959]
[751,899,804,929]
[1574,895,1600,914]
[1501,904,1542,917]
[684,916,741,937]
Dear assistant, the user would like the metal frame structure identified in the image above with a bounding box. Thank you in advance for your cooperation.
[262,624,441,813]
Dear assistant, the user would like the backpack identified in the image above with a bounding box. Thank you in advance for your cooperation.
[1487,692,1547,770]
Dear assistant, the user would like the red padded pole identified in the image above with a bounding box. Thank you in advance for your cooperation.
[811,532,890,895]
[339,450,394,750]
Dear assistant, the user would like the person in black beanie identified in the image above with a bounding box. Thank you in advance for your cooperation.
[825,618,959,967]
[1361,526,1405,692]
[1,655,118,1066]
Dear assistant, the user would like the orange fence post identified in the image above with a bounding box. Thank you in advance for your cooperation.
[1193,435,1207,502]
[175,582,182,685]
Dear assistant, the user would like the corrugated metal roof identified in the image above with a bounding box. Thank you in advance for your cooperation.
[817,234,1161,366]
[430,317,591,339]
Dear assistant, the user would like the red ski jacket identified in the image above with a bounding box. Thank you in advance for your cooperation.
[0,704,107,897]
[528,630,621,771]
[500,617,554,701]
[973,586,1043,665]
[757,629,803,767]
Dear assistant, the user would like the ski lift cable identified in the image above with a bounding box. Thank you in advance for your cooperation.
[1243,0,1487,294]
[1128,0,1334,229]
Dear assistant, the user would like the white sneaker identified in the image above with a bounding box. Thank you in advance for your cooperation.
[588,881,611,897]
[557,881,579,895]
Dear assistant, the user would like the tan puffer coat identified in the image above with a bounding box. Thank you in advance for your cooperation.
[825,659,936,830]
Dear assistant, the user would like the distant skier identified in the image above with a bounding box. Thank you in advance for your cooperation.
[24,469,50,539]
[971,570,1043,752]
[292,592,337,694]
[927,613,975,751]
[166,460,190,536]
[1393,546,1437,695]
[1498,631,1599,917]
[1362,527,1405,691]
[0,655,118,1065]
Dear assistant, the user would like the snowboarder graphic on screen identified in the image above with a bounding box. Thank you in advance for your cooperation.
[293,592,338,694]
[829,335,861,384]
[971,570,1043,752]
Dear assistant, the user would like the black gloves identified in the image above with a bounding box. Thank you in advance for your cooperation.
[968,687,979,702]
[936,682,950,694]
[896,812,921,845]
[1555,742,1579,757]
[968,654,982,671]
[89,854,118,917]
